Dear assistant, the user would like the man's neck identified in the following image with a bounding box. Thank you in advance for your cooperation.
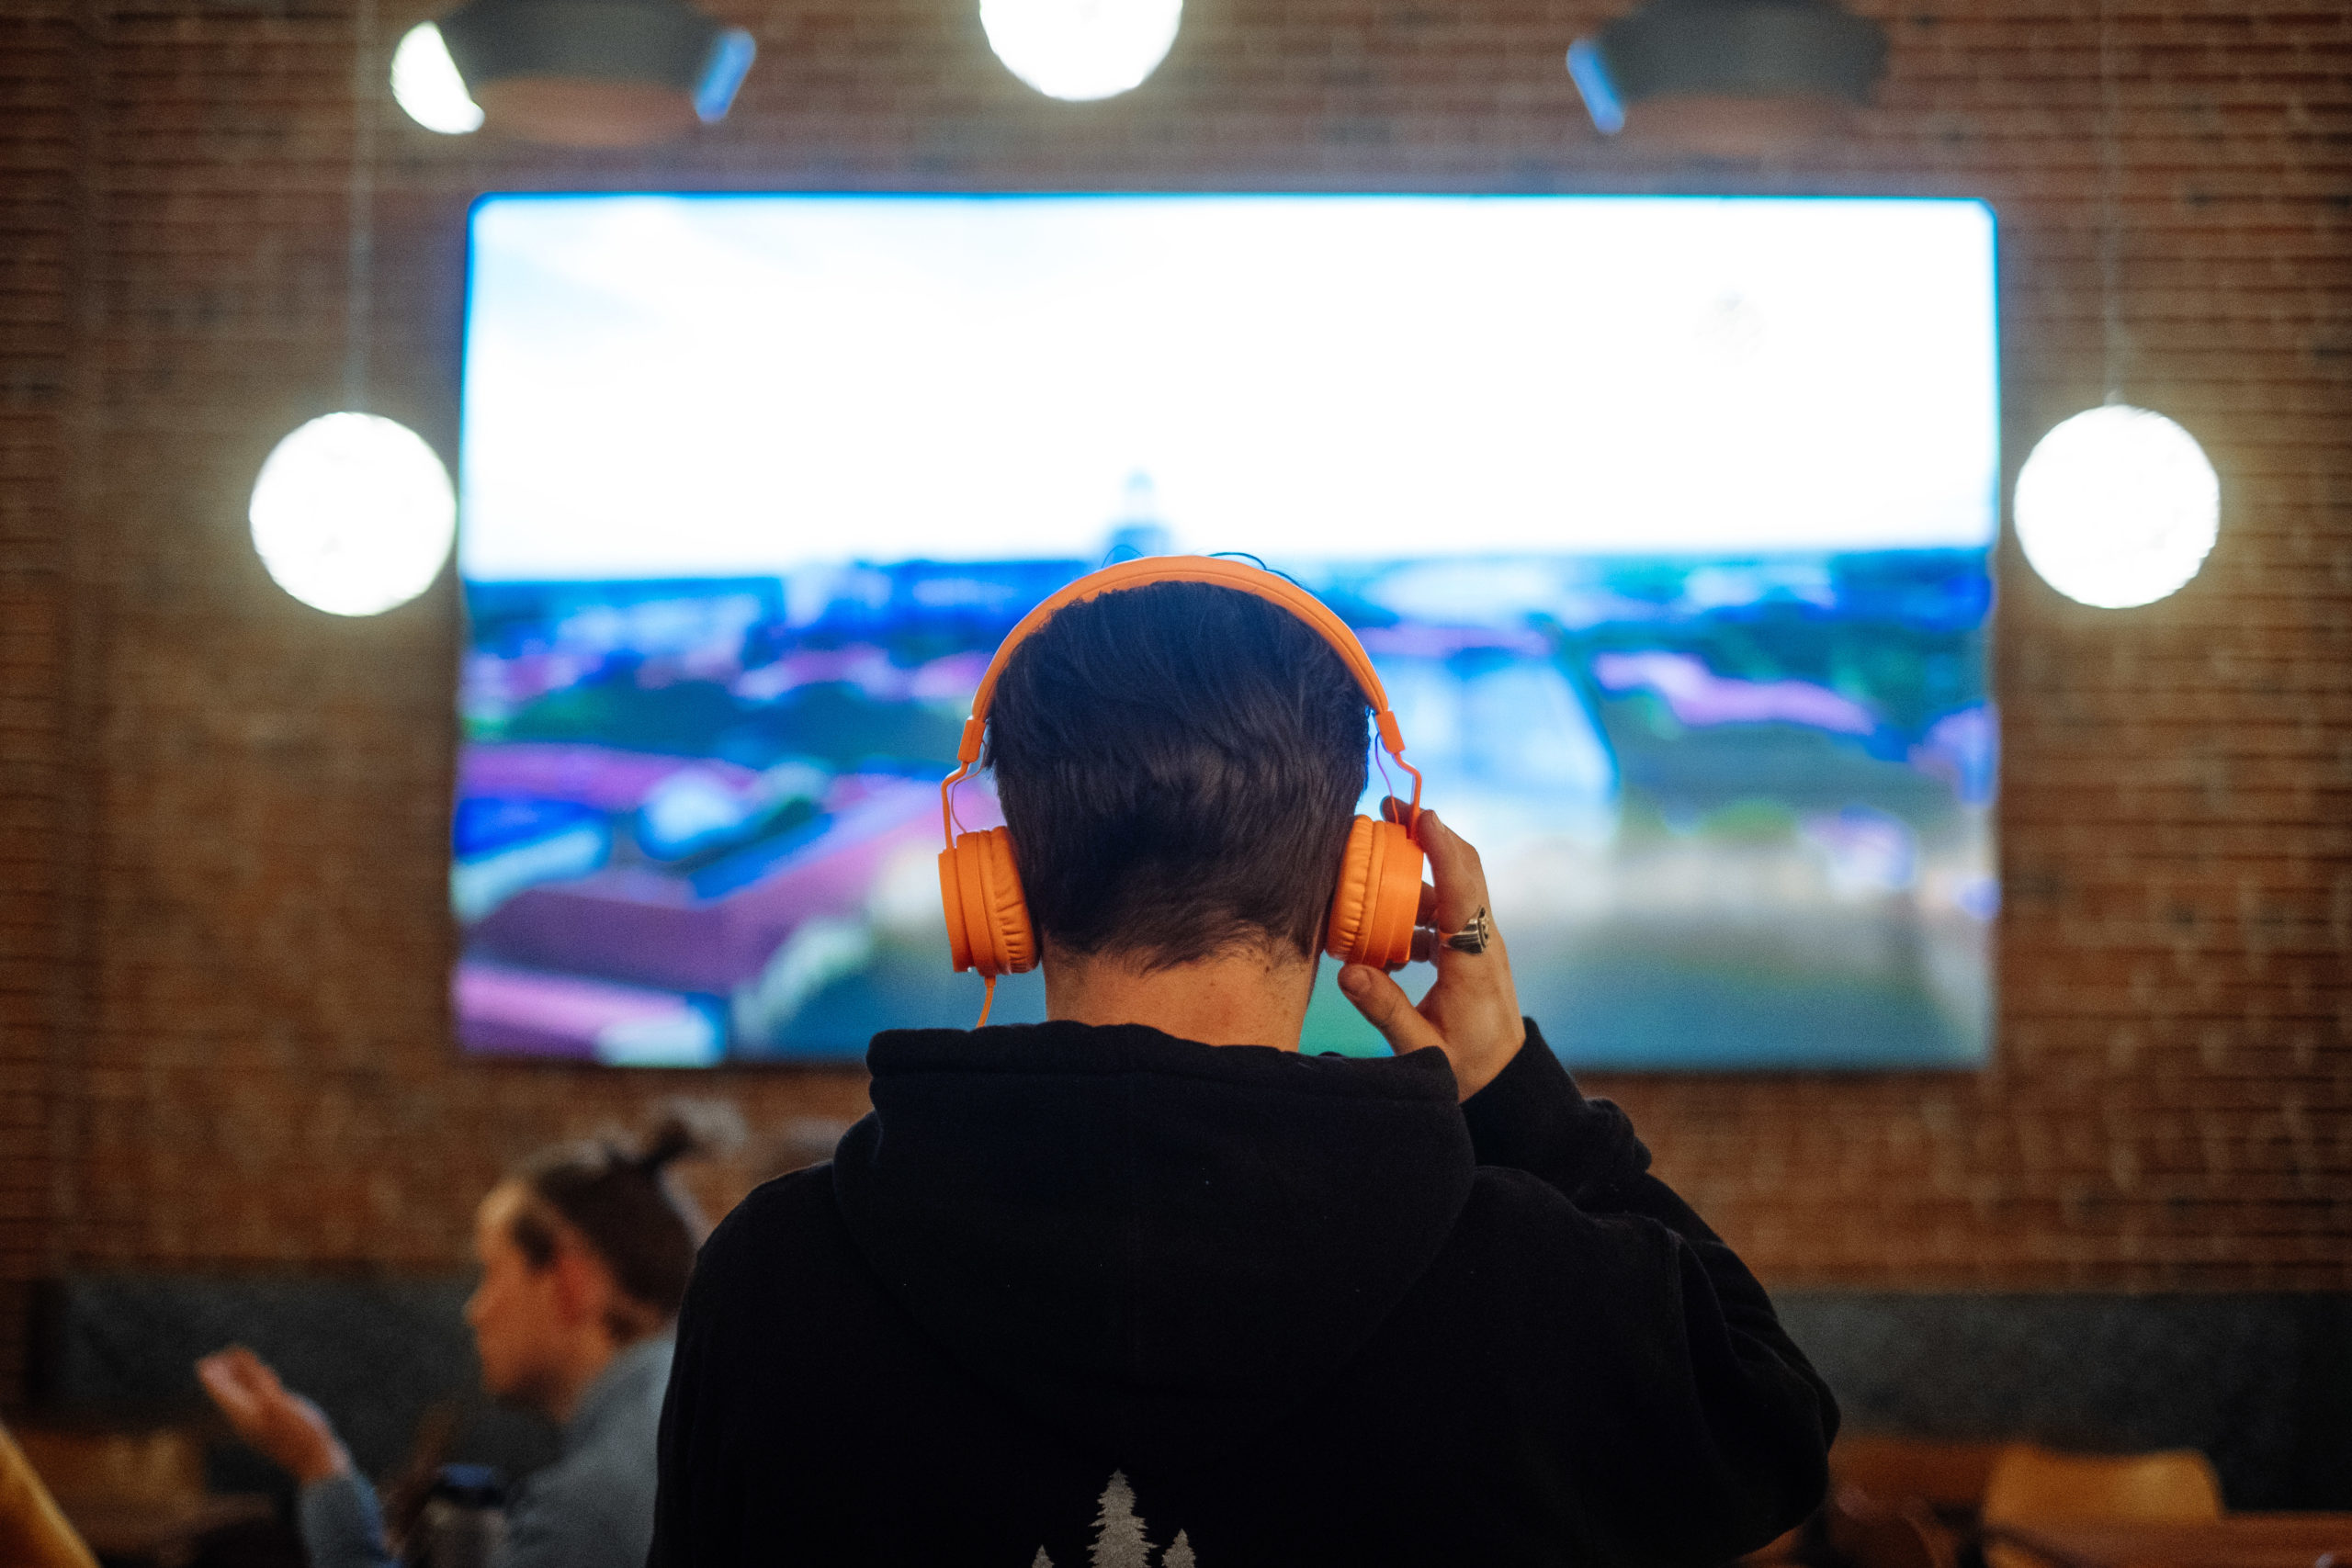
[1043,944,1319,1050]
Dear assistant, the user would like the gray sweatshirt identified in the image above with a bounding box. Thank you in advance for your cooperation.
[299,1335,673,1568]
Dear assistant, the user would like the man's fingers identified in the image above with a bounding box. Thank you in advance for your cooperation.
[1395,805,1492,934]
[1374,804,1467,926]
[1337,964,1445,1057]
[1374,804,1486,940]
[1386,805,1500,964]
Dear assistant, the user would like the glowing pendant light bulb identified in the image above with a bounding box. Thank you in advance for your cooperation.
[249,413,457,616]
[981,0,1182,101]
[2012,404,2219,609]
[391,22,485,134]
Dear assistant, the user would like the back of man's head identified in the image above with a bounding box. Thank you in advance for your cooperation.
[984,580,1371,969]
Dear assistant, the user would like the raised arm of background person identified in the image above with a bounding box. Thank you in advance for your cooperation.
[197,1348,396,1568]
[202,1347,650,1568]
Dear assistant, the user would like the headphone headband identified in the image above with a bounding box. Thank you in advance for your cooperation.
[956,557,1404,761]
[942,556,1420,840]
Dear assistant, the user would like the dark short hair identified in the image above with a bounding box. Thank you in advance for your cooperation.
[506,1112,722,1337]
[983,580,1371,968]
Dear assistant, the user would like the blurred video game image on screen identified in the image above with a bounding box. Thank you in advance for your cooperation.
[453,194,1998,1068]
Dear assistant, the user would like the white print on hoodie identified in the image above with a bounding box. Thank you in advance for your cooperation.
[1032,1472,1194,1568]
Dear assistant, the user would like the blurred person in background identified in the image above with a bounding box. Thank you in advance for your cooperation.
[198,1113,722,1568]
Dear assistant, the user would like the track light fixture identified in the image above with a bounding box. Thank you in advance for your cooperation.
[435,0,755,146]
[1567,0,1886,156]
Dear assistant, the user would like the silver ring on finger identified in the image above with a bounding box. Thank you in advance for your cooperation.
[1442,907,1492,954]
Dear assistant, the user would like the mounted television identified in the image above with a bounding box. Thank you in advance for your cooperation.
[455,193,1998,1069]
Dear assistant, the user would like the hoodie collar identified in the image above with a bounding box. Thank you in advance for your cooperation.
[832,1021,1473,1464]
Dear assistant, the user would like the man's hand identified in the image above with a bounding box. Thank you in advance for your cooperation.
[196,1347,352,1487]
[1337,801,1527,1101]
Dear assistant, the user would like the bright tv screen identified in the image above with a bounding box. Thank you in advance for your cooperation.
[456,193,1997,1069]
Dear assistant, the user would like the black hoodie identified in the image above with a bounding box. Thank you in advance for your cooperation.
[650,1021,1837,1567]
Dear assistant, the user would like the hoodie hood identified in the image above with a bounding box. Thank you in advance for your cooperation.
[831,1021,1474,1464]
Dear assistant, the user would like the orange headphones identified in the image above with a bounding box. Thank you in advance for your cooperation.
[937,556,1428,1024]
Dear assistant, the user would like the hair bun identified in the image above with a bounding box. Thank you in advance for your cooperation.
[629,1099,745,1177]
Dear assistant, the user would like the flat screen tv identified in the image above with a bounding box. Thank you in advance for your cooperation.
[455,193,1998,1069]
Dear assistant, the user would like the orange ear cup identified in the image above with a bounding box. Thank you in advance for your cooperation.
[937,845,976,973]
[1324,815,1425,971]
[938,827,1035,977]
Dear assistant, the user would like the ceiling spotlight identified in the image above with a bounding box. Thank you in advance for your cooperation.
[1567,0,1886,157]
[981,0,1182,102]
[391,22,485,134]
[435,0,755,146]
[250,413,457,617]
[2013,405,2220,610]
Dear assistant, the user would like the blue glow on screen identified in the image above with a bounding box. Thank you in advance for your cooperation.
[455,193,1998,1070]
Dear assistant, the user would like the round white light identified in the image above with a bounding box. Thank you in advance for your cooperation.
[390,22,484,134]
[980,0,1182,101]
[2013,404,2220,609]
[250,413,456,616]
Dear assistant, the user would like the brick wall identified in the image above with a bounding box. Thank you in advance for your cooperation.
[0,0,86,1405]
[1,0,2346,1397]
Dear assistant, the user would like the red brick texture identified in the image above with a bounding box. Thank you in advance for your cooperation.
[0,0,87,1407]
[2,0,2347,1396]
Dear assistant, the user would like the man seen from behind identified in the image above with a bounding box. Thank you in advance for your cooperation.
[651,562,1838,1566]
